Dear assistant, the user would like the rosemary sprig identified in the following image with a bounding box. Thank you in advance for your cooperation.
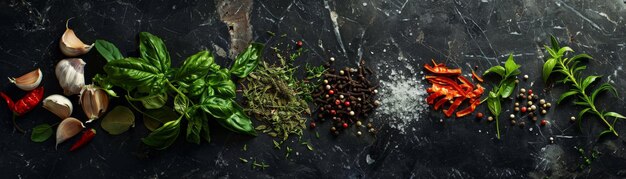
[543,36,625,137]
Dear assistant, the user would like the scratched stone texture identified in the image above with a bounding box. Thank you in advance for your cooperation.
[0,0,625,178]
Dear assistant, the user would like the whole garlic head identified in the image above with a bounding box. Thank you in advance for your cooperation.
[43,94,73,119]
[80,85,109,123]
[59,19,93,57]
[55,58,85,96]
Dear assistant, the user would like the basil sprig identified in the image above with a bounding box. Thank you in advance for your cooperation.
[94,32,262,149]
[483,54,521,139]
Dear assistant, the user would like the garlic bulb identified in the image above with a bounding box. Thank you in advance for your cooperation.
[8,68,42,91]
[56,117,85,149]
[80,85,109,123]
[59,19,93,57]
[55,58,85,96]
[43,94,73,119]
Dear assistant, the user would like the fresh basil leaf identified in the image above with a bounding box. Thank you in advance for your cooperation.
[557,90,579,104]
[139,32,171,73]
[175,50,214,82]
[498,78,516,98]
[186,110,204,144]
[31,124,53,142]
[542,58,557,82]
[200,97,256,136]
[143,106,178,131]
[201,120,211,143]
[207,69,236,98]
[174,94,189,115]
[104,57,164,91]
[95,39,124,62]
[230,43,263,78]
[126,92,167,109]
[483,66,505,77]
[581,75,601,92]
[142,118,181,150]
[504,54,520,77]
[188,78,207,97]
[487,95,501,117]
[101,106,135,135]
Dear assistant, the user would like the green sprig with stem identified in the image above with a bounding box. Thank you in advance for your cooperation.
[482,54,521,139]
[543,36,625,137]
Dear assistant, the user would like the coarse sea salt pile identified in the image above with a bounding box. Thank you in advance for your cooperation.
[373,61,428,134]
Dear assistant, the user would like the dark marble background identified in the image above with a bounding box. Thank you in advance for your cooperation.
[1,0,626,178]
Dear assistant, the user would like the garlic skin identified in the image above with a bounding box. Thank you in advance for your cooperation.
[59,20,93,57]
[80,85,109,123]
[8,68,42,91]
[55,58,85,96]
[43,94,73,119]
[56,117,85,149]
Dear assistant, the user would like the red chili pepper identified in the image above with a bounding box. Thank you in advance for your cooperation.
[471,70,484,83]
[424,60,462,75]
[70,128,96,152]
[0,86,44,116]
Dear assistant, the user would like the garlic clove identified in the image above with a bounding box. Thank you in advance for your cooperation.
[59,19,93,57]
[8,68,42,91]
[56,117,85,149]
[55,58,85,96]
[80,85,109,123]
[42,94,73,119]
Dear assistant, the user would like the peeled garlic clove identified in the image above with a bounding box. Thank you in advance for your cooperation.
[80,85,109,123]
[59,19,93,57]
[56,117,85,149]
[8,68,42,91]
[42,94,73,119]
[55,58,85,96]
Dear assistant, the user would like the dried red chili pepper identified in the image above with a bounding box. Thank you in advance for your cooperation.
[70,128,96,152]
[423,61,484,118]
[471,70,484,83]
[423,59,462,75]
[0,86,44,116]
[0,86,44,133]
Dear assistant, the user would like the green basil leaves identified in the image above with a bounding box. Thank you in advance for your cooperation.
[230,43,263,78]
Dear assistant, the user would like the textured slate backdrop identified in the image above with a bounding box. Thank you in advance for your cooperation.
[0,0,625,178]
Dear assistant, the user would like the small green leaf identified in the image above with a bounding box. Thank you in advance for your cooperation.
[230,43,264,78]
[604,112,626,119]
[557,46,573,57]
[31,124,53,142]
[487,95,501,117]
[543,58,557,82]
[95,40,124,62]
[504,54,520,77]
[550,35,560,51]
[557,90,579,104]
[498,78,516,98]
[142,118,181,150]
[581,75,601,92]
[186,110,204,144]
[139,32,171,73]
[567,53,592,65]
[143,106,178,131]
[591,83,618,102]
[101,106,135,135]
[139,93,168,109]
[545,45,558,58]
[174,94,189,115]
[598,129,615,138]
[578,108,592,130]
[574,101,590,107]
[483,66,505,77]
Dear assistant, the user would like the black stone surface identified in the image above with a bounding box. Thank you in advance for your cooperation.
[1,0,626,178]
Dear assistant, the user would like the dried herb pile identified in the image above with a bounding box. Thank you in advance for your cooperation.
[241,46,312,141]
[312,59,379,135]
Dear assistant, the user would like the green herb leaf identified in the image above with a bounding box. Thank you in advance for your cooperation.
[174,94,189,115]
[175,50,215,82]
[543,58,557,82]
[186,110,204,144]
[578,107,592,130]
[206,69,236,99]
[504,54,520,77]
[581,75,601,92]
[604,112,626,120]
[550,35,560,51]
[138,93,168,109]
[483,66,505,77]
[142,118,181,150]
[139,32,171,72]
[31,124,53,142]
[545,45,558,58]
[95,40,124,62]
[104,57,165,92]
[557,90,579,104]
[557,46,573,57]
[143,106,179,131]
[101,106,135,135]
[498,78,516,98]
[568,54,593,65]
[591,83,618,102]
[487,93,501,117]
[200,97,256,136]
[230,43,263,78]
